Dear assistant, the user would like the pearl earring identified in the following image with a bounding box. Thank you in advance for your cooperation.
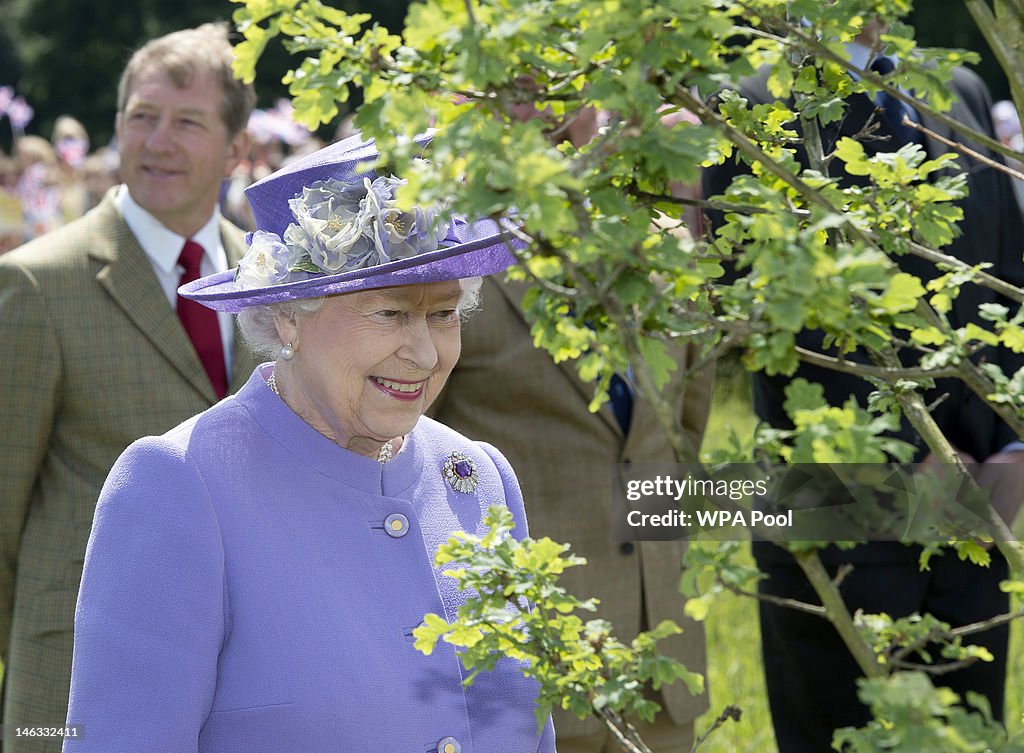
[279,342,295,360]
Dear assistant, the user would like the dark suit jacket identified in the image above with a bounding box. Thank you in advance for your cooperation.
[700,62,1022,753]
[431,277,712,738]
[703,67,1024,553]
[0,191,259,751]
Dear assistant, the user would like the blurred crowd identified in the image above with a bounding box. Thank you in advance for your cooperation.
[0,107,118,253]
[0,93,350,254]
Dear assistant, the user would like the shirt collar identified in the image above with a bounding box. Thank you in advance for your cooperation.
[115,184,227,274]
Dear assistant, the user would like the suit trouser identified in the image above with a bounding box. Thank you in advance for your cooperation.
[754,541,1009,753]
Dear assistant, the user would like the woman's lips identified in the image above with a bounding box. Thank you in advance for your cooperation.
[371,376,425,400]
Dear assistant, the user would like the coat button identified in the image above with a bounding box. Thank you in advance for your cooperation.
[385,513,410,538]
[619,542,635,555]
[438,736,461,753]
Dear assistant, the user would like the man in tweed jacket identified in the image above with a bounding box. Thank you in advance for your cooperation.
[0,24,259,751]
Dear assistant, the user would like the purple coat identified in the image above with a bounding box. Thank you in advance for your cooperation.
[64,366,556,753]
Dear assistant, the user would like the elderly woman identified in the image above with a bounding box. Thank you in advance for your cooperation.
[63,136,555,753]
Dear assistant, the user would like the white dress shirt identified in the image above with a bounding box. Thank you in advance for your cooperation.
[115,184,235,370]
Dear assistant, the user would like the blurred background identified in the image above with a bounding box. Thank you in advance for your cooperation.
[0,0,1014,149]
[0,0,1019,253]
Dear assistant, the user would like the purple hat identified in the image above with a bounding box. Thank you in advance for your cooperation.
[179,133,519,312]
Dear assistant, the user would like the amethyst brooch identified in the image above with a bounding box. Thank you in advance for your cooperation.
[443,451,478,493]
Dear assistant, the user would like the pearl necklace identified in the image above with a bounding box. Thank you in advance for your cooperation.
[267,372,394,464]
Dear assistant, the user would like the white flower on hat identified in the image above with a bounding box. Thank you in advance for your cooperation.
[234,231,295,288]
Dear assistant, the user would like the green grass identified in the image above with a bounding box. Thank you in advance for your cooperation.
[691,365,1024,751]
[691,543,778,753]
[694,370,776,752]
[1012,627,1024,737]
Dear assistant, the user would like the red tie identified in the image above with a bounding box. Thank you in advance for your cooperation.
[177,240,228,399]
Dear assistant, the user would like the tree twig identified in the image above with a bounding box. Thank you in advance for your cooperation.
[716,575,828,617]
[832,563,855,589]
[691,705,743,753]
[794,550,886,678]
[600,707,653,753]
[886,606,1024,669]
[795,346,960,381]
[963,0,1024,121]
[889,657,979,675]
[955,358,1024,443]
[897,238,1024,304]
[905,118,1024,183]
[626,186,811,218]
[950,606,1024,639]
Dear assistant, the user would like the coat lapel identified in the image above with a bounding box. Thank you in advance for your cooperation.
[88,195,218,402]
[493,278,623,437]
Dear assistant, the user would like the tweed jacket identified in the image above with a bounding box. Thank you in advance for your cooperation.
[0,191,259,751]
[64,367,554,753]
[431,276,712,739]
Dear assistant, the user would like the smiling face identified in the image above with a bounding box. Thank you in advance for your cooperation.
[275,281,464,456]
[115,67,248,236]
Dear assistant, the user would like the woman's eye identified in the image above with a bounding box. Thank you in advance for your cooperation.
[376,310,401,319]
[431,309,458,323]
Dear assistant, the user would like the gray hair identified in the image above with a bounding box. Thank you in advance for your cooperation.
[237,277,484,357]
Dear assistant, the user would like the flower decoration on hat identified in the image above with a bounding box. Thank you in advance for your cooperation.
[179,133,521,312]
[234,231,296,288]
[234,174,450,289]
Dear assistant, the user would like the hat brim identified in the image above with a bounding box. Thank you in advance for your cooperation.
[179,229,518,313]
